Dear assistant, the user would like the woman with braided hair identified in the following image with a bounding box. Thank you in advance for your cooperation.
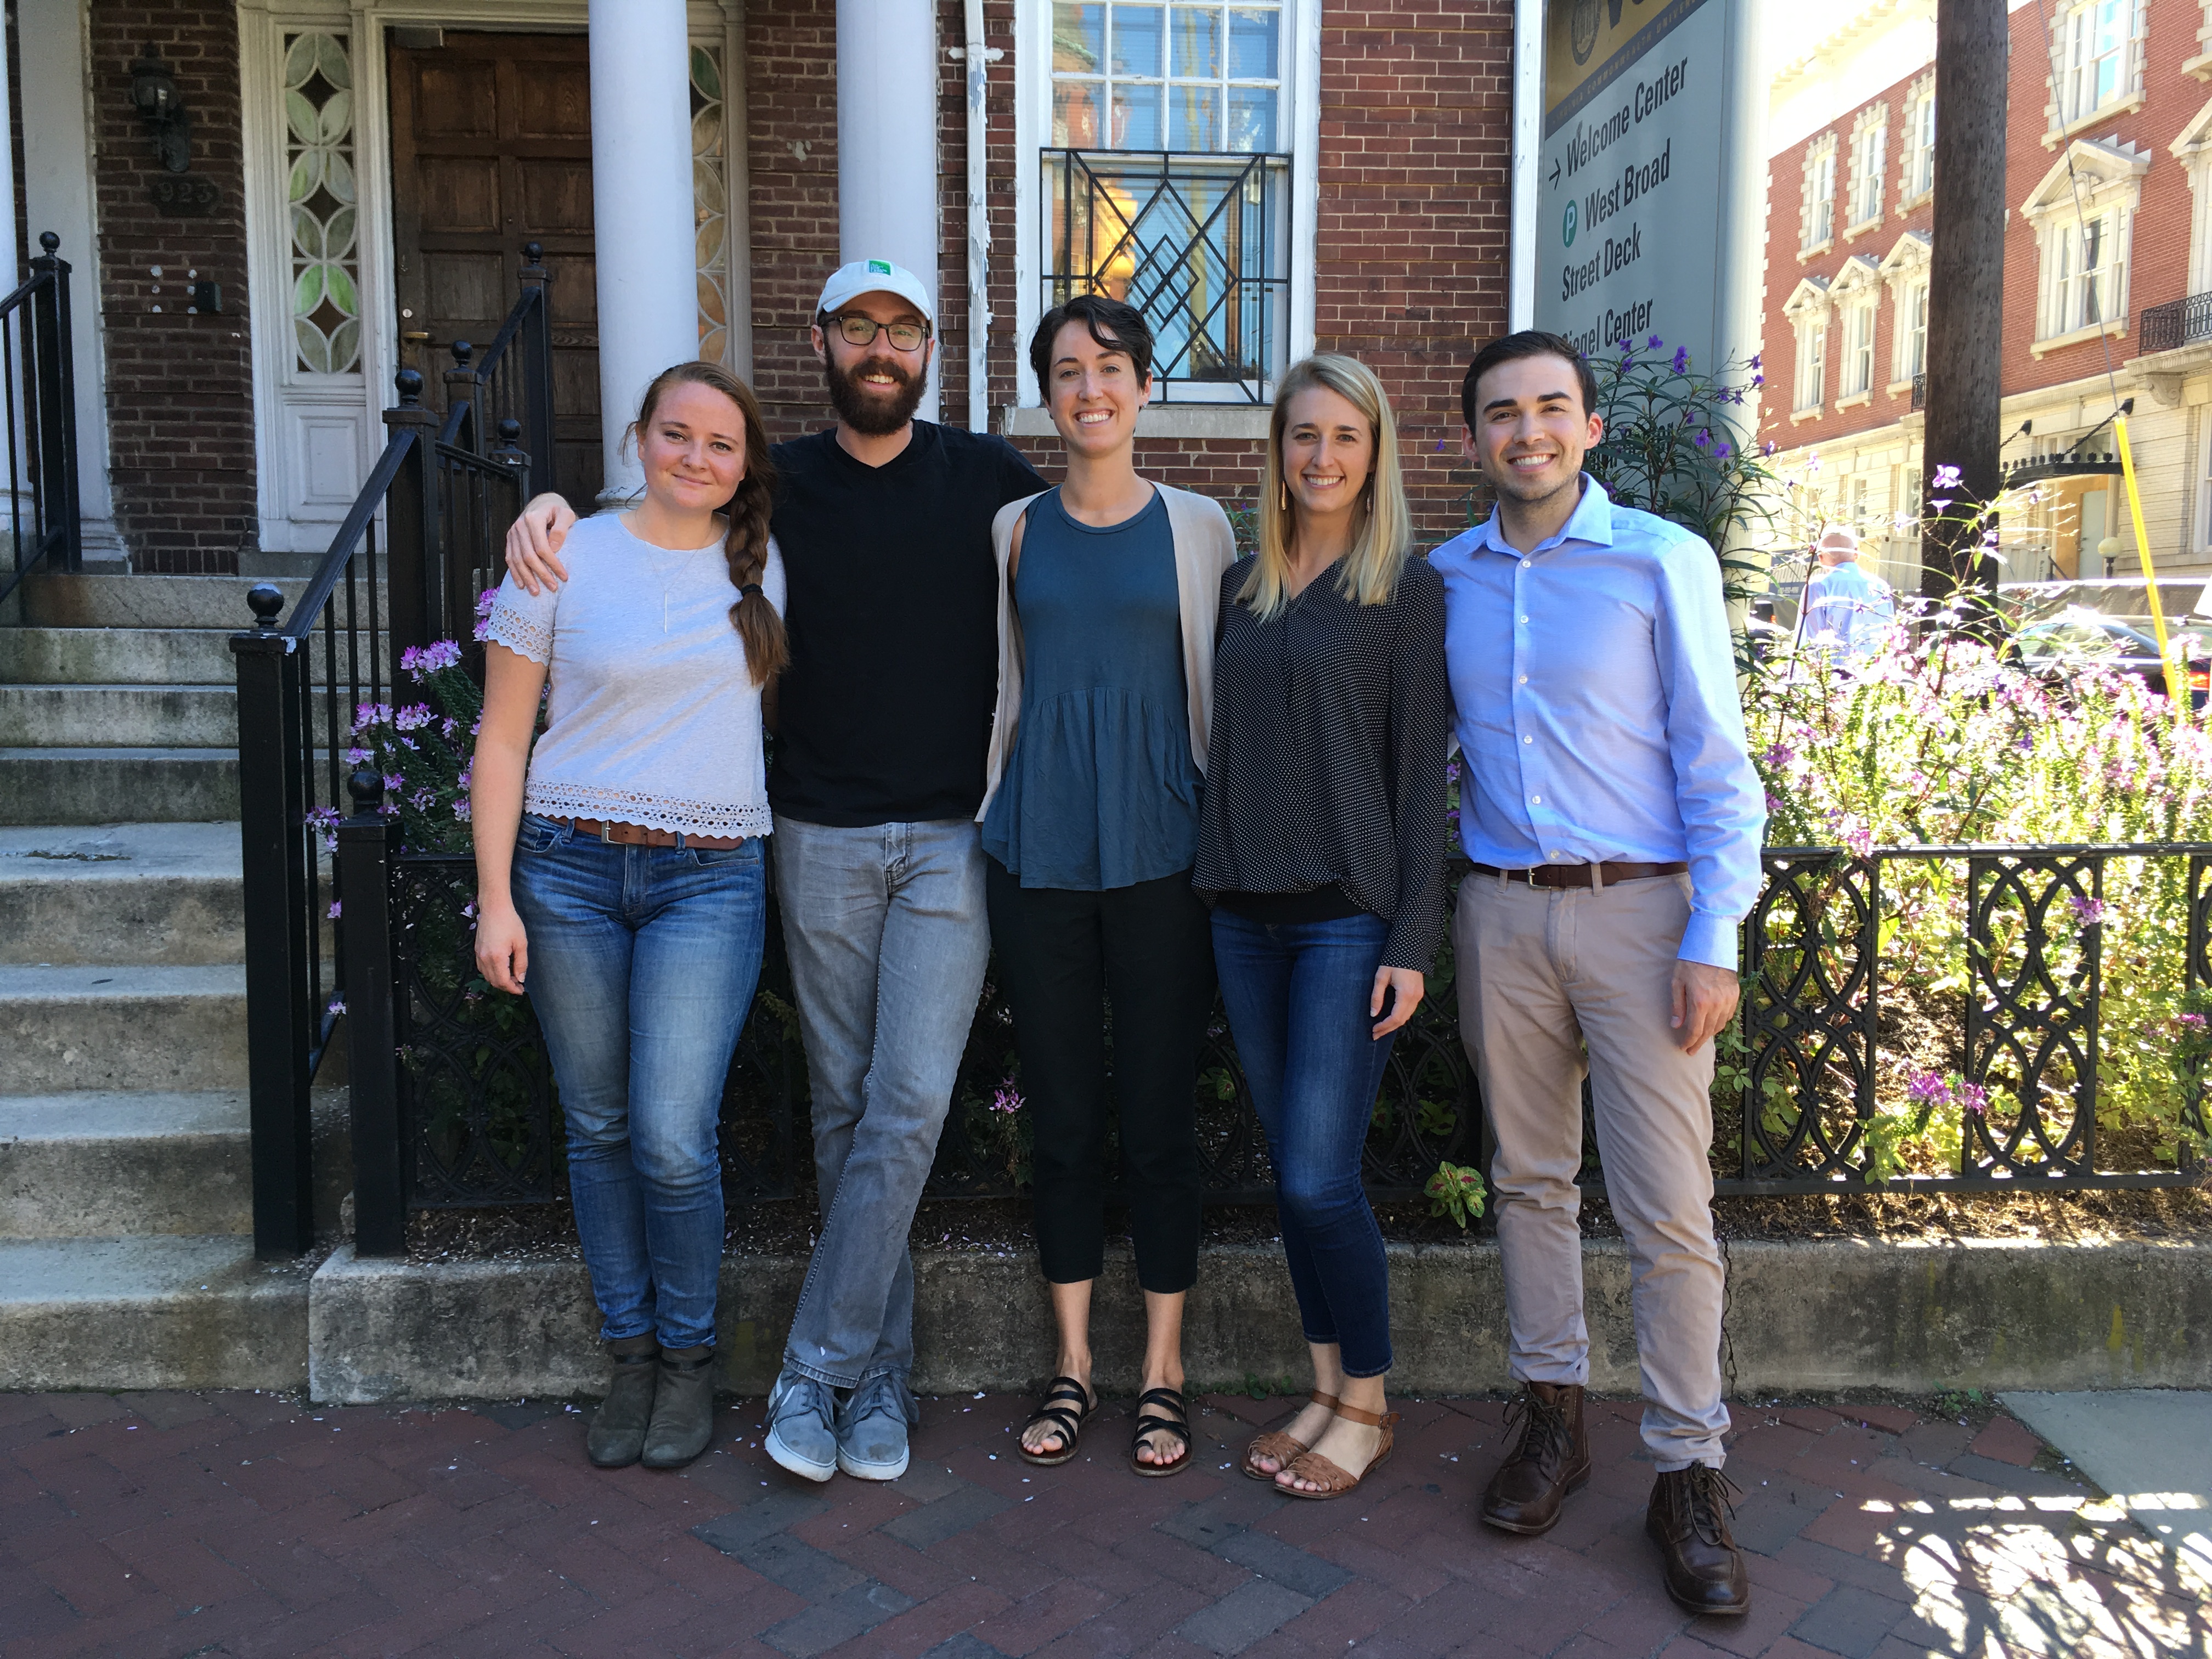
[472,360,785,1472]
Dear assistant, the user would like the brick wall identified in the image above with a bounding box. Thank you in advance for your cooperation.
[742,0,842,442]
[87,1,255,574]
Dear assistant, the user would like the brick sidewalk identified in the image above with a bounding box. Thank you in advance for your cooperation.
[1,1387,2204,1658]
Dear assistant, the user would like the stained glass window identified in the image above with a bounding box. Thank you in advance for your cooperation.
[285,32,360,375]
[692,46,730,365]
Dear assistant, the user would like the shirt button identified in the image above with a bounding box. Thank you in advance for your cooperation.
[1549,850,1560,859]
[1518,675,1528,684]
[1521,558,1532,568]
[1530,794,1541,804]
[1523,735,1533,744]
[1519,614,1530,624]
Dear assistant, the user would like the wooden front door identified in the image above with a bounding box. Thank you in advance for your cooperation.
[388,31,602,506]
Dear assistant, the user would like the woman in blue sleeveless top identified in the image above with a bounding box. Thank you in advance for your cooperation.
[979,296,1235,1477]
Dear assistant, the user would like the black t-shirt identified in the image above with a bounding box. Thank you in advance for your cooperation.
[766,421,1047,826]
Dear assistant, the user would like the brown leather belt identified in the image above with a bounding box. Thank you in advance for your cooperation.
[563,817,750,851]
[1469,860,1688,889]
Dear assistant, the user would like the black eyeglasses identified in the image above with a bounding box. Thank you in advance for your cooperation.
[827,313,931,352]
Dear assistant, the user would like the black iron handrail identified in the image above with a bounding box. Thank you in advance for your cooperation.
[2139,291,2212,356]
[436,242,554,470]
[233,247,546,1259]
[0,232,80,613]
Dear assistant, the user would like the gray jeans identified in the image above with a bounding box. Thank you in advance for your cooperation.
[772,814,991,1390]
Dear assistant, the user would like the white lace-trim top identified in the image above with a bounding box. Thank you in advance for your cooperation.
[482,512,785,839]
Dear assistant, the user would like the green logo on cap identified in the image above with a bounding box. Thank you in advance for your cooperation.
[868,259,892,274]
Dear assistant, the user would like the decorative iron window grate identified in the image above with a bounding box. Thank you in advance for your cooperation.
[1042,148,1289,402]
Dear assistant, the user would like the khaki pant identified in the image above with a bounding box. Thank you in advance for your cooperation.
[1453,871,1730,1469]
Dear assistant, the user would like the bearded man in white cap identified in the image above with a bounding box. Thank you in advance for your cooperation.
[506,258,1046,1483]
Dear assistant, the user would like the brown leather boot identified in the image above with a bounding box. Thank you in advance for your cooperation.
[1479,1381,1592,1535]
[1646,1465,1751,1615]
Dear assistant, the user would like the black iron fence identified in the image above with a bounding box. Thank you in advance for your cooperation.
[1042,149,1290,400]
[232,246,550,1258]
[325,833,2208,1257]
[2139,291,2212,356]
[0,233,81,616]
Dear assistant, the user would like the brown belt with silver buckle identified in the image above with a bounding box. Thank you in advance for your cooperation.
[563,817,749,851]
[1469,860,1688,889]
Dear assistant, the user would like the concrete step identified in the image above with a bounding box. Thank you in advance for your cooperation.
[0,1088,350,1238]
[0,822,241,964]
[0,747,240,823]
[0,625,393,687]
[0,963,251,1094]
[0,1234,309,1391]
[24,573,312,631]
[0,684,252,749]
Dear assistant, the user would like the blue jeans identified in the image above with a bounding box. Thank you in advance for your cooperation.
[1211,907,1397,1378]
[511,815,767,1351]
[772,814,992,1389]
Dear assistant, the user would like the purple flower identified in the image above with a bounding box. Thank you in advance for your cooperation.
[474,588,499,619]
[353,702,394,730]
[383,772,405,794]
[1932,464,1963,491]
[2067,893,2110,927]
[1906,1070,1949,1106]
[327,998,347,1017]
[1671,347,1689,375]
[394,703,436,732]
[1758,743,1796,768]
[990,1078,1025,1115]
[326,900,343,920]
[400,640,464,680]
[1957,1082,1990,1117]
[1749,353,1762,370]
[1647,335,1663,349]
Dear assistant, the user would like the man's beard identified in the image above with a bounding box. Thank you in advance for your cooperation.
[825,351,927,436]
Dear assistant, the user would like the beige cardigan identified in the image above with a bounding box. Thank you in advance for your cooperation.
[977,482,1239,822]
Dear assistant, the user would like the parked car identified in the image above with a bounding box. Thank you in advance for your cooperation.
[2008,610,2210,708]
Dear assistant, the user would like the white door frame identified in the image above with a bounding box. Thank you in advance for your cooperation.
[236,0,749,552]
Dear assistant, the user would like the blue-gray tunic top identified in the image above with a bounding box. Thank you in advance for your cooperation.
[980,487,1201,890]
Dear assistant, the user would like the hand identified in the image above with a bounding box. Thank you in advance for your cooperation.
[1669,960,1739,1052]
[1370,967,1424,1039]
[503,493,577,596]
[475,896,529,995]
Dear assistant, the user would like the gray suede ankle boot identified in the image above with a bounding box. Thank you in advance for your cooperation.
[640,1344,716,1469]
[586,1334,661,1468]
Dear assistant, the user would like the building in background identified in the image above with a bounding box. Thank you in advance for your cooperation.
[1759,0,2212,600]
[1,1,1519,577]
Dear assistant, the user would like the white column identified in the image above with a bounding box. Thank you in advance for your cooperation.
[1506,0,1542,333]
[589,0,697,504]
[837,0,941,421]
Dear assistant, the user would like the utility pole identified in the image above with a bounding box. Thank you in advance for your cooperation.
[1921,0,2008,601]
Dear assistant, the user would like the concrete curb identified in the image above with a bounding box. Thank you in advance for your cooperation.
[304,1234,2212,1405]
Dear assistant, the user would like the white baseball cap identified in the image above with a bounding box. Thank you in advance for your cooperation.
[816,258,935,325]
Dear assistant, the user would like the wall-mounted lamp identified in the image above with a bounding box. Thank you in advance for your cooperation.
[128,48,193,173]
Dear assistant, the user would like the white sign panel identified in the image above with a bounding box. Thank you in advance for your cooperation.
[1535,0,1730,371]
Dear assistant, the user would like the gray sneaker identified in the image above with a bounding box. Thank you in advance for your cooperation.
[765,1370,839,1482]
[836,1371,921,1480]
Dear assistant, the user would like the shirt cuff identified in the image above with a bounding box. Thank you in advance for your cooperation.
[1677,911,1740,972]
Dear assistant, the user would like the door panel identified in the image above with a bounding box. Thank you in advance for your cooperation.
[389,31,601,505]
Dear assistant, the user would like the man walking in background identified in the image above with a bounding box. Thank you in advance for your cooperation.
[504,258,1046,1485]
[1430,330,1767,1616]
[1800,524,1896,661]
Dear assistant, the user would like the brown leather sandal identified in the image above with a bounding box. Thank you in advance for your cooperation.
[1241,1390,1341,1482]
[1277,1401,1401,1501]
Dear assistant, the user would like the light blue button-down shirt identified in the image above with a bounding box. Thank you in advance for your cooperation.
[1429,478,1765,969]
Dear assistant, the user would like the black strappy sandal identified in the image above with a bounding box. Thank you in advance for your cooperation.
[1130,1385,1193,1478]
[1018,1374,1095,1468]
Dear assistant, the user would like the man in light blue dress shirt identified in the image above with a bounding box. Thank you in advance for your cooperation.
[1430,331,1765,1617]
[1800,525,1896,660]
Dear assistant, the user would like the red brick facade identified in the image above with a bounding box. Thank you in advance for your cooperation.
[46,2,1513,572]
[86,1,256,575]
[1762,0,2212,453]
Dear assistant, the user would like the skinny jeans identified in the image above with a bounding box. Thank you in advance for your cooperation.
[1211,907,1398,1378]
[510,815,767,1351]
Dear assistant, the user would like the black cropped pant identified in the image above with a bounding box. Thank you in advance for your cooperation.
[984,860,1216,1293]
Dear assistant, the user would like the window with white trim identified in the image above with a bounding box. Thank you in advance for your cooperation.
[1900,279,1929,378]
[1847,112,1886,230]
[1041,2,1293,400]
[1901,78,1935,202]
[1792,316,1826,413]
[2054,0,2145,128]
[2050,210,2123,335]
[1801,135,1837,252]
[1839,295,1876,398]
